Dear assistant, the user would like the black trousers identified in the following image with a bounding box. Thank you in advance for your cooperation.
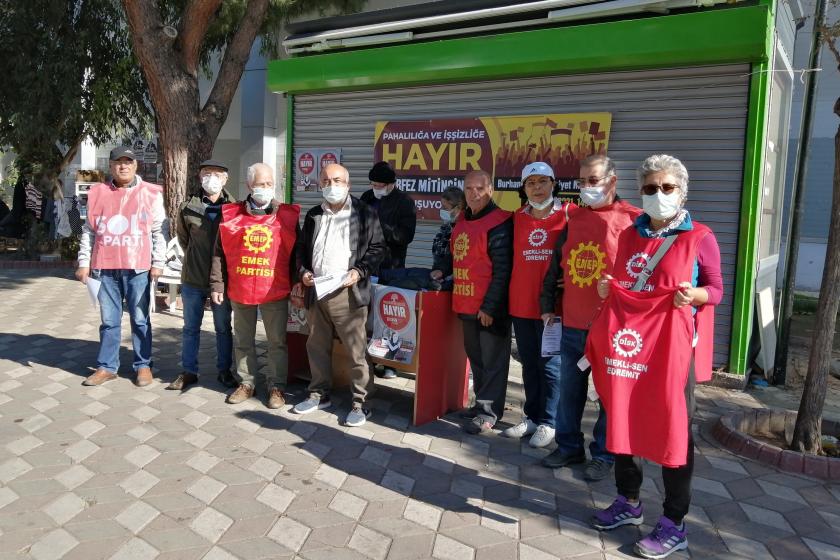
[461,317,511,425]
[614,361,696,525]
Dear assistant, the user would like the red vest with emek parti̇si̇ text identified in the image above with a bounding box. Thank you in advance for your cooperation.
[218,202,300,305]
[450,208,511,315]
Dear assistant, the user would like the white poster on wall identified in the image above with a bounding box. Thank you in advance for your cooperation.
[294,148,341,192]
[367,285,417,365]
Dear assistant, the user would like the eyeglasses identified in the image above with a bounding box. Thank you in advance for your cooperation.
[573,176,609,188]
[641,183,680,196]
[321,177,348,187]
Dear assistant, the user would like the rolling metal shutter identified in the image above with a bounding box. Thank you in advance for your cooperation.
[293,63,750,366]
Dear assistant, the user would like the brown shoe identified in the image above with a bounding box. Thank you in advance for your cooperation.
[135,367,154,387]
[82,368,117,386]
[226,384,254,404]
[267,388,285,409]
[166,373,198,391]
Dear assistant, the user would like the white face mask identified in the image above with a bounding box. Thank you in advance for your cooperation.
[643,190,682,221]
[580,186,608,208]
[372,187,388,199]
[528,197,553,211]
[323,186,349,205]
[251,187,274,205]
[201,175,223,195]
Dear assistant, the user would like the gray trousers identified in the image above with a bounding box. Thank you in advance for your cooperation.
[462,318,512,425]
[306,288,372,405]
[231,298,289,389]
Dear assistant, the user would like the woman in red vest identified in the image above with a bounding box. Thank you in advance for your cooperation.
[502,162,573,447]
[590,155,723,559]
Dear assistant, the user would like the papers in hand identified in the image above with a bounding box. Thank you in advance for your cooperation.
[541,317,563,357]
[86,277,101,308]
[314,272,348,300]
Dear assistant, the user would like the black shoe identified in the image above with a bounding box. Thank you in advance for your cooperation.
[166,372,198,391]
[542,449,586,468]
[458,407,480,419]
[217,369,237,388]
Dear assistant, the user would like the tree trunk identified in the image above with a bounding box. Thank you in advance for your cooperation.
[121,0,268,228]
[791,107,840,453]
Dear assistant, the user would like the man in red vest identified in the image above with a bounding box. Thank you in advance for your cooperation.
[209,163,300,409]
[539,155,641,480]
[451,170,513,435]
[76,147,166,387]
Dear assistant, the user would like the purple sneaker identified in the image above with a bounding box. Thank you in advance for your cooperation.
[634,516,688,559]
[591,496,644,530]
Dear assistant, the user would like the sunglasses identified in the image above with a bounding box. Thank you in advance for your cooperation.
[641,183,680,196]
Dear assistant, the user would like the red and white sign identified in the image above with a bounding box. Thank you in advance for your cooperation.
[293,148,342,192]
[319,151,339,169]
[368,285,417,365]
[298,152,314,175]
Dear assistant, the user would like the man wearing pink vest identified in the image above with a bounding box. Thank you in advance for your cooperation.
[76,147,166,387]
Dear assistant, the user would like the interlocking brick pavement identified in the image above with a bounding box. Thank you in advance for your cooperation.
[1,270,840,559]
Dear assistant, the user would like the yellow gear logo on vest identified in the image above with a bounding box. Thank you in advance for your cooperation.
[243,224,273,254]
[567,241,606,287]
[452,232,469,262]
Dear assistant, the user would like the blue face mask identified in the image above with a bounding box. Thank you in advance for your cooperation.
[439,209,453,222]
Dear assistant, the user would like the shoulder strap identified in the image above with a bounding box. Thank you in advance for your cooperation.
[631,234,678,291]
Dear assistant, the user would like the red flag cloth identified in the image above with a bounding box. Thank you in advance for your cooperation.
[586,283,693,467]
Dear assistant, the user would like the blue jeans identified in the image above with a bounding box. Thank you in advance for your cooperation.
[555,326,612,462]
[96,269,152,373]
[181,284,233,375]
[512,317,561,426]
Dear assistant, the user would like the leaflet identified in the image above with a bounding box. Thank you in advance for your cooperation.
[541,317,563,357]
[314,272,348,300]
[86,277,101,308]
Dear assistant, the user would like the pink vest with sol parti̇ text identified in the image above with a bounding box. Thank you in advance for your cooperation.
[89,180,161,270]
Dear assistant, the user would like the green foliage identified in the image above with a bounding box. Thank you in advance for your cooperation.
[0,0,152,174]
[156,0,362,73]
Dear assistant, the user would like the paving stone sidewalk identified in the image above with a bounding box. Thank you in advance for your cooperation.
[0,270,839,560]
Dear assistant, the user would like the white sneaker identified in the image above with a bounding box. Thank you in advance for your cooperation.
[502,418,537,438]
[529,424,555,448]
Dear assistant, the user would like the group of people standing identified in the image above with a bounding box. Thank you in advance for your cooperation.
[74,146,720,559]
[439,153,721,559]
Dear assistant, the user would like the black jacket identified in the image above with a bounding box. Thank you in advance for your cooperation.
[296,195,386,309]
[360,187,416,269]
[177,189,234,289]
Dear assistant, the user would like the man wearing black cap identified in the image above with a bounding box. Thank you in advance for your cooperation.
[360,161,416,270]
[75,146,166,387]
[167,160,236,391]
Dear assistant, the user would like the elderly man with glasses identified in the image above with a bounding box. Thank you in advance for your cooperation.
[538,154,641,481]
[292,163,385,427]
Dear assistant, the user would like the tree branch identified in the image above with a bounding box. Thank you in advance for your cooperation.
[819,25,840,68]
[201,0,270,136]
[178,0,222,75]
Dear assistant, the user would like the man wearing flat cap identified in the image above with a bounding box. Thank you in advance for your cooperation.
[167,159,236,391]
[361,161,416,270]
[76,146,166,387]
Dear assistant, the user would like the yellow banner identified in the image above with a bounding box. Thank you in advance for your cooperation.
[374,113,612,219]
